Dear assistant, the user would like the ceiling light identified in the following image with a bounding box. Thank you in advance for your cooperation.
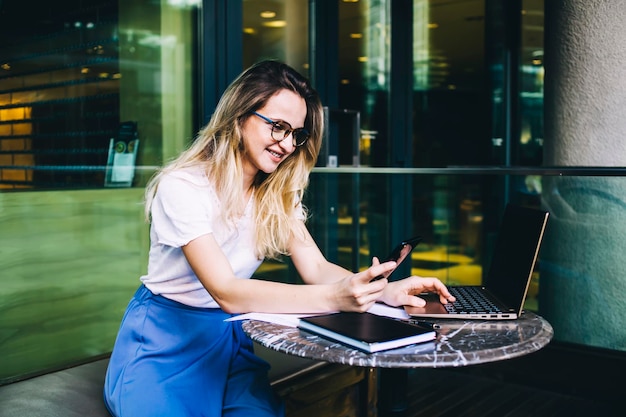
[260,11,276,19]
[262,20,286,28]
[350,33,363,39]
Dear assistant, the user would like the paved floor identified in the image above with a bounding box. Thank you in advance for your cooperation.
[398,367,618,417]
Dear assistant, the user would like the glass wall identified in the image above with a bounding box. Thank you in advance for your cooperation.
[488,0,545,166]
[336,0,391,167]
[413,0,489,167]
[519,0,544,165]
[242,0,309,77]
[0,1,121,189]
[0,0,199,382]
[306,168,626,352]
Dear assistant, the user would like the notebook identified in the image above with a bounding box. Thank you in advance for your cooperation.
[298,312,436,353]
[405,203,549,320]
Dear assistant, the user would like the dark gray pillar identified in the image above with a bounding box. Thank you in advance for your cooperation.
[541,0,626,348]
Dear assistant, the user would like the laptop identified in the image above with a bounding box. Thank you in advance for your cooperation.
[405,203,549,320]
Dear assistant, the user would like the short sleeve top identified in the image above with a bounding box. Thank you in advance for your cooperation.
[140,166,263,308]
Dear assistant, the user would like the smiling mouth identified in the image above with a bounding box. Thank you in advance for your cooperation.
[267,149,284,159]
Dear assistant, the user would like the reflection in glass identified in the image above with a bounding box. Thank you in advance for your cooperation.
[0,0,198,381]
[0,0,198,189]
[413,0,487,168]
[520,0,544,165]
[243,0,310,77]
[338,0,390,167]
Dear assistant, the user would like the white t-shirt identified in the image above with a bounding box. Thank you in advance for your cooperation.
[140,166,263,308]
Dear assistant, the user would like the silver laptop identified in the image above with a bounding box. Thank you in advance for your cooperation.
[405,204,549,320]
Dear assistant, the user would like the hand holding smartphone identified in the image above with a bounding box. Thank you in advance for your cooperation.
[371,236,422,281]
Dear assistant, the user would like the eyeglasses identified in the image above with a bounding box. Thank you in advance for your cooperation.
[252,112,310,147]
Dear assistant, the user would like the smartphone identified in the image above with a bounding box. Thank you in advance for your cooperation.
[371,236,423,281]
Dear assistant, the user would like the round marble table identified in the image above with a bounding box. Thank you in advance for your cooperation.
[242,311,553,368]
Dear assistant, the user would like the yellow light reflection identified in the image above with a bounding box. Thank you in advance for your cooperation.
[262,20,286,28]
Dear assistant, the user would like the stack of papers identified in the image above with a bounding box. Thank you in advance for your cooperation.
[225,302,410,327]
[227,304,433,353]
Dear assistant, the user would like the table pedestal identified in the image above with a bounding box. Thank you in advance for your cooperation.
[378,368,409,416]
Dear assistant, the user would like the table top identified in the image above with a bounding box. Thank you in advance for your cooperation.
[242,311,553,368]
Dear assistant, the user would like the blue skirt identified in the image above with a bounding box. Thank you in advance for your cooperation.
[104,285,284,417]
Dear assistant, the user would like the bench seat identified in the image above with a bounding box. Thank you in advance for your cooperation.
[0,344,372,417]
[0,358,110,417]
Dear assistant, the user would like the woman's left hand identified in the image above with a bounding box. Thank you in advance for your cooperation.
[378,276,456,308]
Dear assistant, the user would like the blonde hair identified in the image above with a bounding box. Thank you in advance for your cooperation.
[145,61,324,259]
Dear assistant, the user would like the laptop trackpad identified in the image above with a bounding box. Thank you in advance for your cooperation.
[404,293,448,316]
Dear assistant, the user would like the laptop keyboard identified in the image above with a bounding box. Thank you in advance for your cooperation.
[446,287,503,314]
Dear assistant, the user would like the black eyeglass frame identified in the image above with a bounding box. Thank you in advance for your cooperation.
[252,111,310,147]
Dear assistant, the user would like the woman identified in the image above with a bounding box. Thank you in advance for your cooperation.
[104,60,455,417]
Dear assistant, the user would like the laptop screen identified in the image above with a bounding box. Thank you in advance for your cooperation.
[485,204,549,313]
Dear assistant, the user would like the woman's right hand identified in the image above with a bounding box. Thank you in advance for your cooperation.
[331,257,396,312]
